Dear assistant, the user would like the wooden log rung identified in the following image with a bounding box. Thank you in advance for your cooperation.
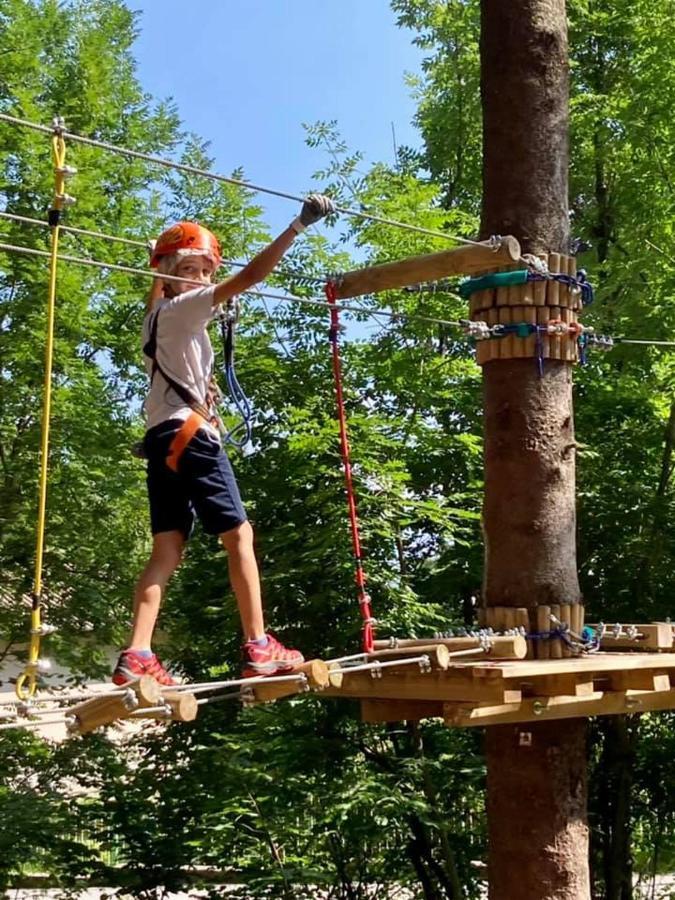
[335,236,522,299]
[69,675,162,734]
[250,659,330,703]
[589,622,674,651]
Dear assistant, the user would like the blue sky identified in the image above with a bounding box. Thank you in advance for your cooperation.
[130,1,424,235]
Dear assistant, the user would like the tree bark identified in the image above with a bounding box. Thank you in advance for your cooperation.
[480,2,590,898]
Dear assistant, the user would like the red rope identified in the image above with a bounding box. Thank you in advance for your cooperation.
[325,281,374,653]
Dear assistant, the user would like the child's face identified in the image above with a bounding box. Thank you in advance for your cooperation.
[171,255,216,293]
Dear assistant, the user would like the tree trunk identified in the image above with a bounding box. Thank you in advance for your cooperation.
[480,2,590,898]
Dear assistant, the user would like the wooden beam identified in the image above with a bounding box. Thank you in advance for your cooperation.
[334,236,522,299]
[443,688,675,728]
[324,670,522,704]
[373,634,527,660]
[70,676,160,734]
[360,699,445,723]
[605,671,671,692]
[532,675,595,697]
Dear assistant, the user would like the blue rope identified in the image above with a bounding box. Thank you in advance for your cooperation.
[219,313,254,450]
[224,362,253,449]
[528,269,594,306]
[526,625,599,653]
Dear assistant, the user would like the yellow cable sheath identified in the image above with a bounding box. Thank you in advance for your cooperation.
[16,133,66,700]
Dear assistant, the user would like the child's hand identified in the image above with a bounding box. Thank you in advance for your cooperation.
[300,193,335,226]
[290,193,335,233]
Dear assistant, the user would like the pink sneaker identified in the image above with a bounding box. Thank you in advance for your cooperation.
[112,650,177,687]
[242,634,304,678]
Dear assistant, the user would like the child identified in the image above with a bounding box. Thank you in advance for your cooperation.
[113,194,335,686]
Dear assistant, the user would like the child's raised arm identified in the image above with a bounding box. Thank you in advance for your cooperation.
[212,193,334,306]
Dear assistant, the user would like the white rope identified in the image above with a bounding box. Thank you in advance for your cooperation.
[0,239,467,330]
[0,112,488,248]
[0,209,246,269]
[333,655,431,676]
[0,686,127,706]
[197,690,245,706]
[164,673,307,695]
[0,715,71,731]
[617,339,675,347]
[325,652,370,666]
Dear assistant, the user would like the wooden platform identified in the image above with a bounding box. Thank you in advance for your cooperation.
[323,651,675,727]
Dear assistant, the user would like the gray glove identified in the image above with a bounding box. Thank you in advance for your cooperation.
[290,193,335,233]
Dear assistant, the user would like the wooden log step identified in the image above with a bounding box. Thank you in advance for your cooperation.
[589,622,674,651]
[372,634,527,659]
[135,690,199,724]
[250,659,330,703]
[364,645,451,669]
[70,675,161,734]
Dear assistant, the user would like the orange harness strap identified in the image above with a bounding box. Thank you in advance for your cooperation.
[166,411,208,473]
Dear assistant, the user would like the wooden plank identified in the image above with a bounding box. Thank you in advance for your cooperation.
[335,236,522,299]
[536,606,551,660]
[549,604,563,659]
[560,603,573,658]
[548,309,562,361]
[509,307,527,359]
[536,306,550,359]
[497,303,513,359]
[558,254,570,309]
[486,307,499,363]
[570,603,583,638]
[533,675,595,697]
[533,255,547,306]
[324,669,523,704]
[547,252,561,303]
[360,699,445,723]
[474,312,491,365]
[514,608,533,658]
[523,305,537,359]
[470,266,497,317]
[443,688,675,728]
[372,635,528,659]
[468,652,675,680]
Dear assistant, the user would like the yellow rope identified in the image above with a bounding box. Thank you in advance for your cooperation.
[16,128,70,699]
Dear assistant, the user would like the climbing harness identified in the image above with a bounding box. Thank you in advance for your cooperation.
[16,118,75,699]
[325,280,375,653]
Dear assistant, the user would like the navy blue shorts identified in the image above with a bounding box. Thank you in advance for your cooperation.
[144,419,247,538]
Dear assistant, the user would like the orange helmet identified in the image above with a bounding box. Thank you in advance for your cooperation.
[150,221,222,268]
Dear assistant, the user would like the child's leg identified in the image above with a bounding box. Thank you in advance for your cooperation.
[219,521,265,641]
[128,530,185,650]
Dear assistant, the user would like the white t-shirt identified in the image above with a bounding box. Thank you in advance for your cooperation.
[142,285,220,436]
